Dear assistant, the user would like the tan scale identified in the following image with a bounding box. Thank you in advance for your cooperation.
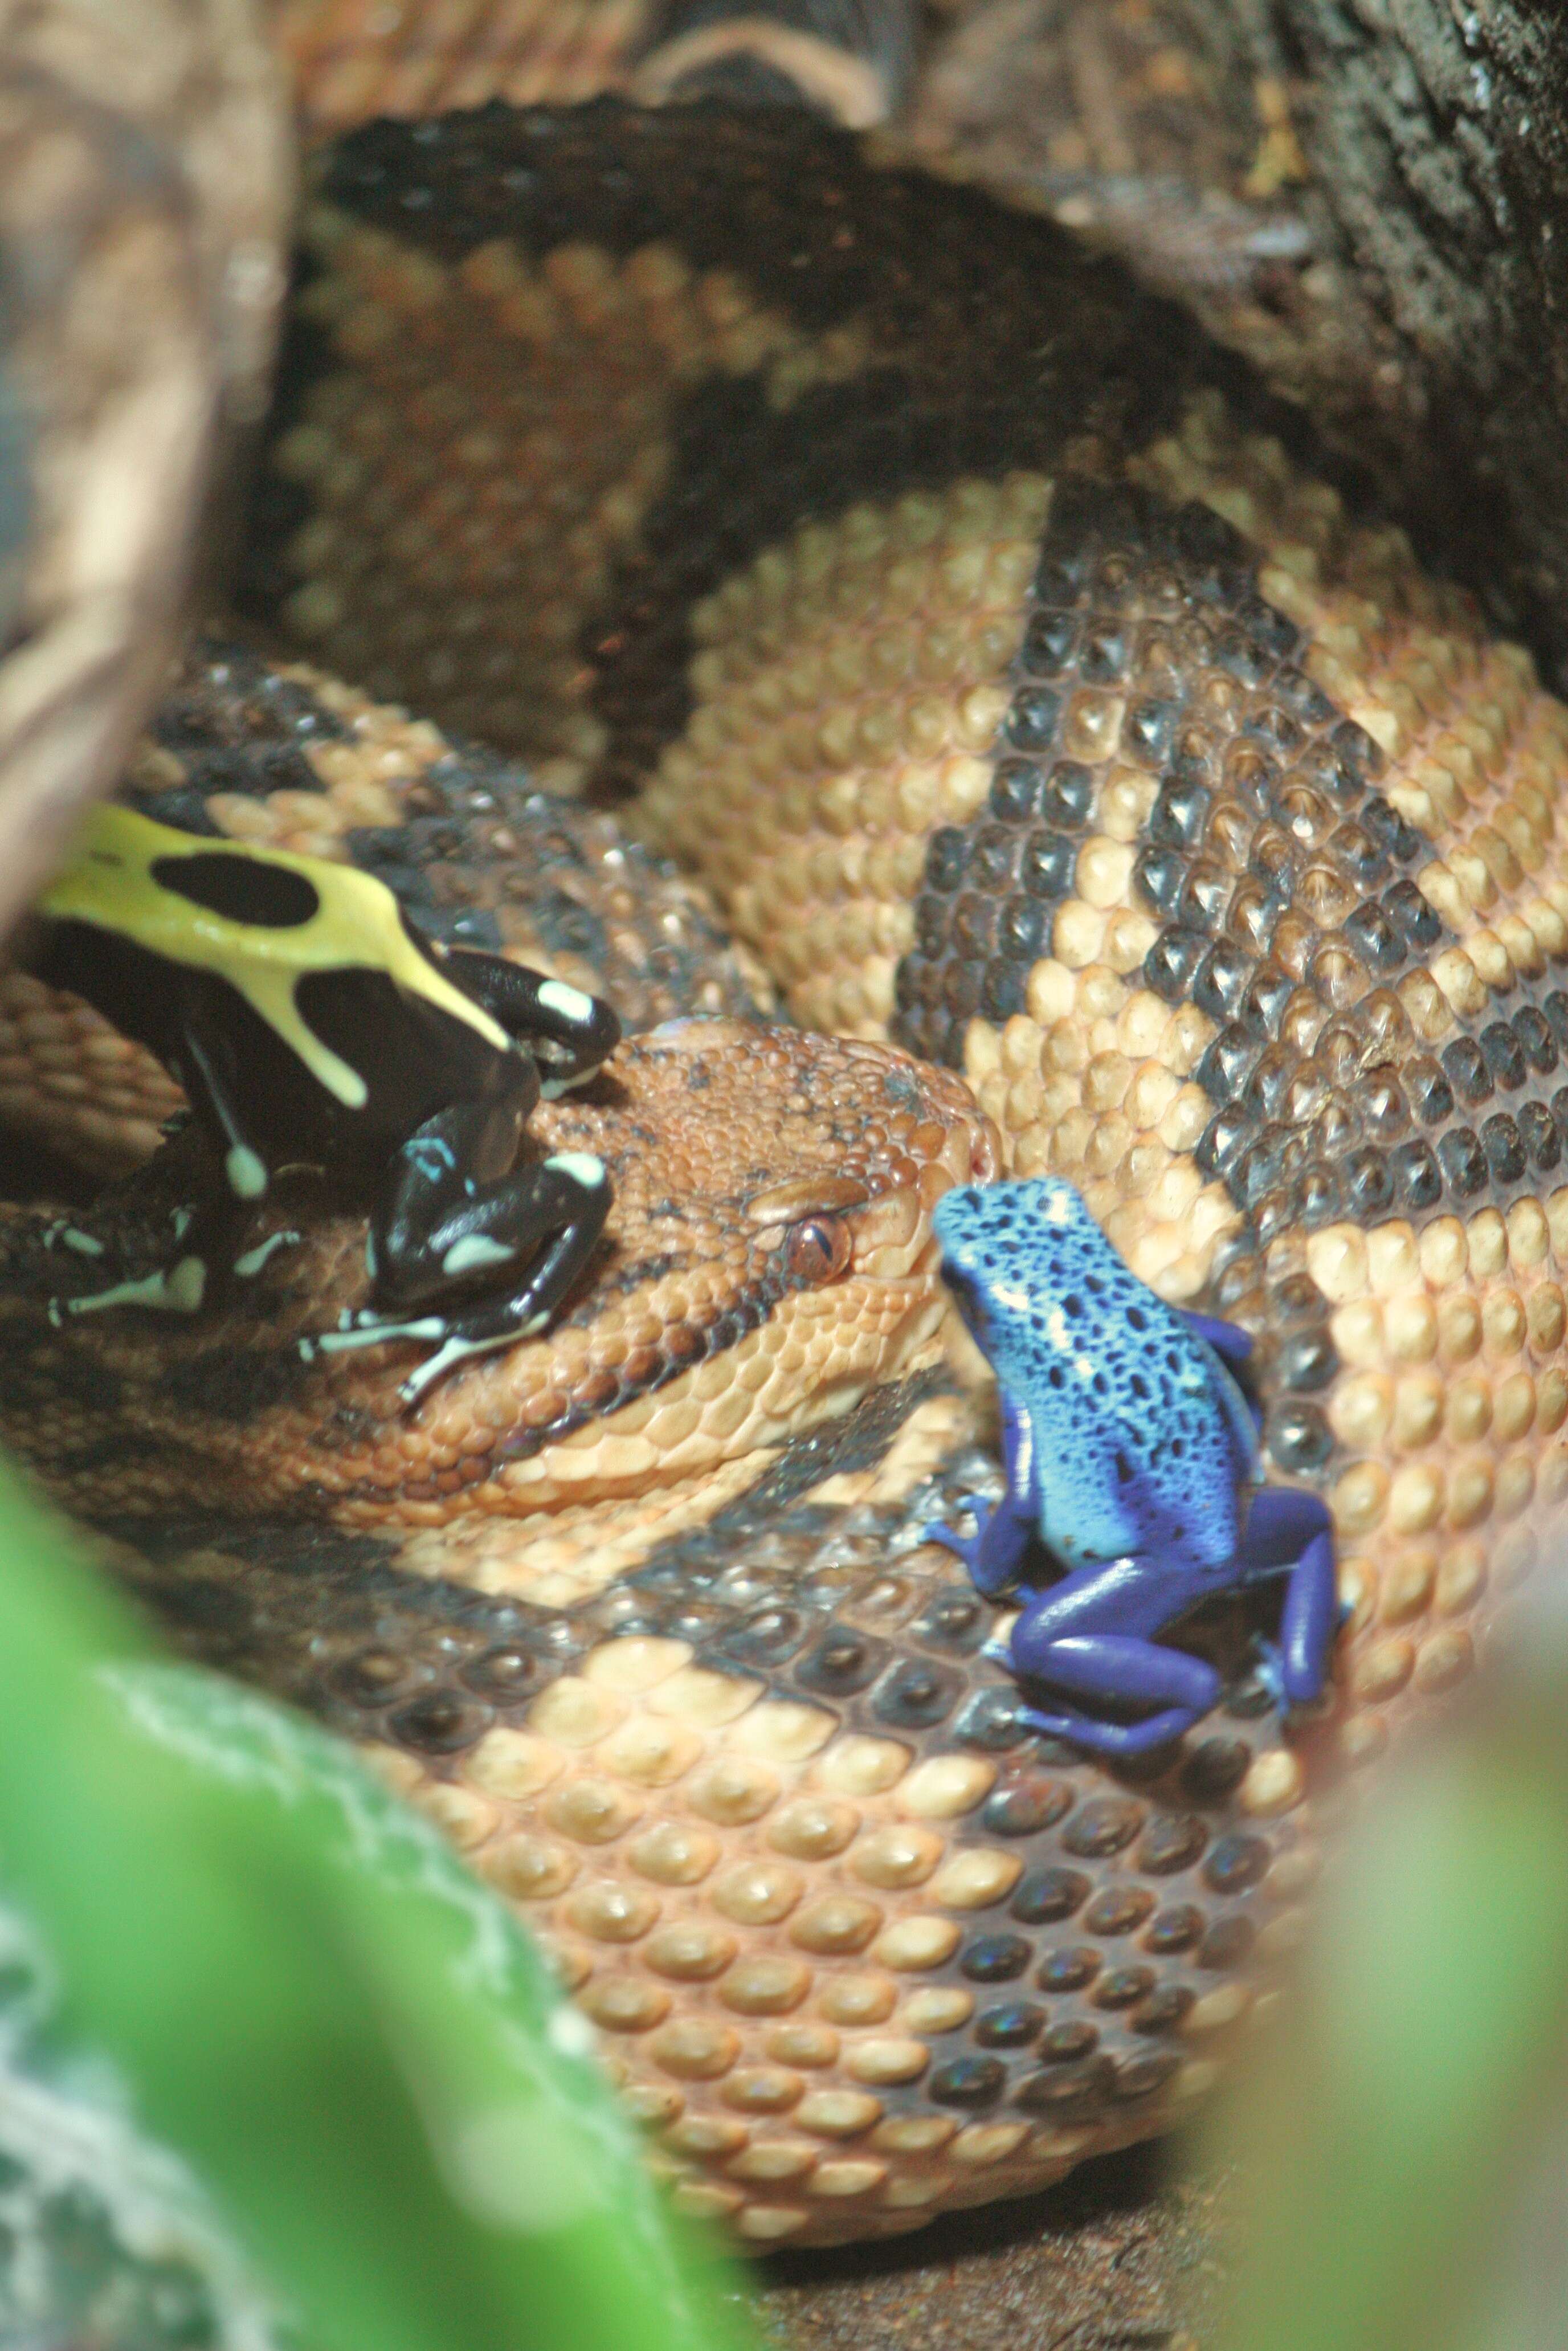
[0,968,182,1173]
[631,403,1534,1293]
[1298,1200,1568,1762]
[369,1622,1255,2243]
[274,207,876,765]
[639,471,1052,1036]
[273,0,650,141]
[392,1384,981,1608]
[1134,393,1568,1029]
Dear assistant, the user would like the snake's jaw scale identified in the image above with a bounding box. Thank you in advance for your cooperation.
[840,1183,922,1275]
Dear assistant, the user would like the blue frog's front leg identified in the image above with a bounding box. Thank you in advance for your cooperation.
[926,1393,1038,1595]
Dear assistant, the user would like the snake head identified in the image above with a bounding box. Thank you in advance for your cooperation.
[0,1021,999,1533]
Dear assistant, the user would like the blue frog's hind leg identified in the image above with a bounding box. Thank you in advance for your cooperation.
[1236,1484,1340,1707]
[1013,1700,1209,1757]
[1002,1555,1225,1754]
[925,1394,1036,1595]
[1010,1626,1222,1717]
[1007,1634,1223,1757]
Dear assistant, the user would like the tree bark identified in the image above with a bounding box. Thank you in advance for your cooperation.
[913,1,1568,686]
[0,0,291,937]
[1184,0,1568,684]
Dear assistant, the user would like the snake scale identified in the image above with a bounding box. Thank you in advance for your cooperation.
[0,14,1562,2250]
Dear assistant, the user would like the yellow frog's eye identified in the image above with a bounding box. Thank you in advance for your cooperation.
[784,1214,852,1285]
[150,852,321,928]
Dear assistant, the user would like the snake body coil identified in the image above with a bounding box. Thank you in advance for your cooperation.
[0,96,1563,2246]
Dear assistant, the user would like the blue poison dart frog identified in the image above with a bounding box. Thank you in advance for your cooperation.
[928,1177,1339,1756]
[21,803,621,1407]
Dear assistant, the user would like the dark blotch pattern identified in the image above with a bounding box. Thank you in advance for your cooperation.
[254,100,1235,794]
[893,470,1568,1512]
[76,1409,1272,2162]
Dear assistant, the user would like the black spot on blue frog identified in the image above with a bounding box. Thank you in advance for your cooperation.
[927,1176,1340,1756]
[21,802,622,1407]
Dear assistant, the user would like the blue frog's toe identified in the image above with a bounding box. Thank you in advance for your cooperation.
[923,1519,979,1570]
[1248,1636,1290,1711]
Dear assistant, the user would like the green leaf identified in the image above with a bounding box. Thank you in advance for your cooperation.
[1209,1676,1568,2351]
[0,1456,755,2351]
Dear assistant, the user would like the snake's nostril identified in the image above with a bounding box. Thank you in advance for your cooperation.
[972,1119,1004,1181]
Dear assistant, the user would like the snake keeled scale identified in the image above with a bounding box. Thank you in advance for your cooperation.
[0,10,1563,2251]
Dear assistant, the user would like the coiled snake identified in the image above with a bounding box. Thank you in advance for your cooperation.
[0,22,1562,2251]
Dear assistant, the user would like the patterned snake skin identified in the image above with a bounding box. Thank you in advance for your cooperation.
[1,55,1565,2251]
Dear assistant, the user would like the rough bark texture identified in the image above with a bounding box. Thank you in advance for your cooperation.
[914,2,1568,690]
[1177,1,1568,685]
[905,3,1418,577]
[0,0,291,939]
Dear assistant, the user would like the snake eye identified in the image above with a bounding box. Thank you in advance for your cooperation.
[785,1214,852,1284]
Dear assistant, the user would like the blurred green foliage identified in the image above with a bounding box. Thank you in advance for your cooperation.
[14,1378,1568,2351]
[1210,1658,1568,2351]
[0,1456,756,2351]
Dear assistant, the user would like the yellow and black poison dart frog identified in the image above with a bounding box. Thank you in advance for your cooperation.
[22,804,620,1405]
